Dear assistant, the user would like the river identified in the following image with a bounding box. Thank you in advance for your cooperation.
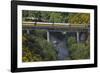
[49,31,69,60]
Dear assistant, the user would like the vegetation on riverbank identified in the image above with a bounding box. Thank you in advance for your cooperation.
[67,36,90,60]
[22,30,58,62]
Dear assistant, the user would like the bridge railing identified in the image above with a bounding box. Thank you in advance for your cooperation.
[22,21,89,28]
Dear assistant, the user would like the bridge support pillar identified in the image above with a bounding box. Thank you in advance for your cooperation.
[47,31,50,42]
[26,30,30,34]
[76,32,80,43]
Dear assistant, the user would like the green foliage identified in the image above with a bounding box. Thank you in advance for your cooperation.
[22,10,90,25]
[70,43,90,59]
[41,11,51,21]
[35,37,57,60]
[22,10,29,17]
[22,10,68,23]
[32,30,47,38]
[67,37,76,47]
[49,12,63,23]
[67,13,90,24]
[22,47,42,62]
[67,37,90,60]
[22,47,33,62]
[22,30,57,62]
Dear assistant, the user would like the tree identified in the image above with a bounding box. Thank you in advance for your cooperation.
[22,30,58,62]
[22,10,29,17]
[49,12,63,24]
[41,11,50,22]
[67,13,90,25]
[69,43,90,59]
[22,10,69,23]
[61,12,69,23]
[67,37,90,60]
[67,37,76,47]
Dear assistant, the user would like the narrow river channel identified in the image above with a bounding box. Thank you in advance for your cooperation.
[49,31,69,60]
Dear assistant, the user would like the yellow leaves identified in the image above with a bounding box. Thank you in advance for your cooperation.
[22,48,33,62]
[67,13,90,25]
[22,57,29,62]
[22,47,42,62]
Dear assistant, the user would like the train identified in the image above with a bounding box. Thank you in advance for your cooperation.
[24,17,48,22]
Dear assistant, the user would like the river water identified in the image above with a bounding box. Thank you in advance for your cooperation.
[49,31,69,60]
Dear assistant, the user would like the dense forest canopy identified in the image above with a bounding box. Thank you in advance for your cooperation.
[67,13,90,25]
[22,10,90,24]
[22,30,58,62]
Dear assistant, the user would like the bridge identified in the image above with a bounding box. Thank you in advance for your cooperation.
[22,22,90,43]
[22,22,90,60]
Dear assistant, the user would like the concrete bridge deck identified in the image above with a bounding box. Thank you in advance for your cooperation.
[22,22,89,32]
